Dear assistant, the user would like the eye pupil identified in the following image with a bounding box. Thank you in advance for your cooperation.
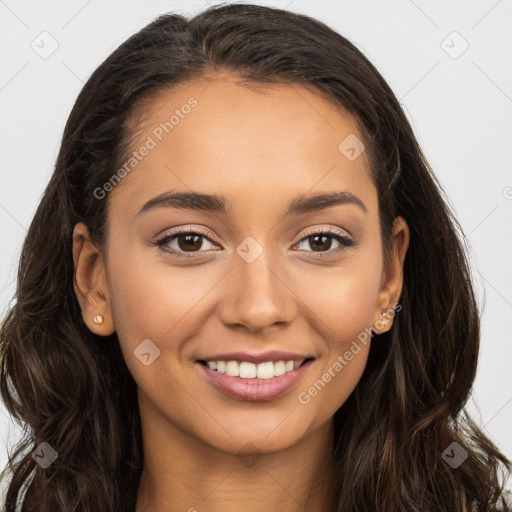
[178,234,203,251]
[309,234,332,252]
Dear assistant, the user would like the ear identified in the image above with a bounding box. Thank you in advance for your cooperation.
[72,222,115,336]
[372,216,410,334]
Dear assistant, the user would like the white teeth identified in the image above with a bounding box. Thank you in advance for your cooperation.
[257,361,274,379]
[273,361,286,376]
[205,359,305,379]
[239,361,257,378]
[226,360,240,377]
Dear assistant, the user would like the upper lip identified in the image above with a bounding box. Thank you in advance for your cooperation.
[197,350,314,364]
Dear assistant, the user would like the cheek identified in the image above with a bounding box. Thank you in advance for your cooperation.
[307,247,383,345]
[296,249,381,412]
[107,243,208,335]
[106,247,206,403]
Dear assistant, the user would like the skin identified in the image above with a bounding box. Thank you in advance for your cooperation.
[72,74,410,512]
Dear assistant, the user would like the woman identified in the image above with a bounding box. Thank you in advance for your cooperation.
[0,3,510,511]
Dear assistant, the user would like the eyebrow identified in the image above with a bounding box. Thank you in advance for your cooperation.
[135,190,368,217]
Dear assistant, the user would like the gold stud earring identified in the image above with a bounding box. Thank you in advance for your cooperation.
[93,314,104,325]
[380,309,389,325]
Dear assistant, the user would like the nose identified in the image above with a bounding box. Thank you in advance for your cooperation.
[216,244,296,335]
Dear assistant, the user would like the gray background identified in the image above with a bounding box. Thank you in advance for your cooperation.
[1,0,511,484]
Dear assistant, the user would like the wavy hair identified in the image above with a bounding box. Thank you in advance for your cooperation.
[1,3,510,511]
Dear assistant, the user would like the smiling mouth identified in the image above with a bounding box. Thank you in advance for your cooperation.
[197,358,315,380]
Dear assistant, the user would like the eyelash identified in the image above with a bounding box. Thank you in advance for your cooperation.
[153,226,357,259]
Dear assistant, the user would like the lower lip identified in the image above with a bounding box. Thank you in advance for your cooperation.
[197,360,314,402]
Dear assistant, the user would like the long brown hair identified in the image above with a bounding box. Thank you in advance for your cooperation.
[1,4,510,511]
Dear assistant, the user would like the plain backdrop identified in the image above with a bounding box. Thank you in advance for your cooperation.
[1,0,511,483]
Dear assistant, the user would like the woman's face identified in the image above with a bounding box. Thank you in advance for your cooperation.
[74,74,409,456]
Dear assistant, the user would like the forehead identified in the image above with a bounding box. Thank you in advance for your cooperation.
[107,74,376,220]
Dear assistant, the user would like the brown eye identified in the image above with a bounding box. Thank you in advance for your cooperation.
[295,229,357,255]
[155,229,219,258]
[175,233,205,252]
[306,234,334,252]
